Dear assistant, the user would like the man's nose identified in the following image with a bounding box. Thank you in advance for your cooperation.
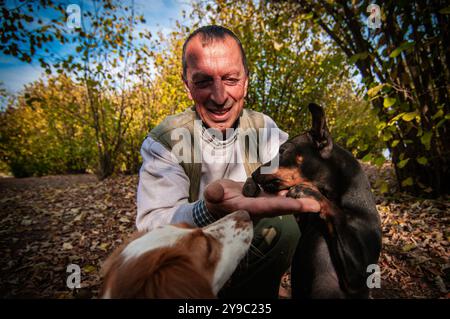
[210,80,227,106]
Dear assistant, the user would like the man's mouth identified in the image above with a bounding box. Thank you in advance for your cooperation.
[207,107,232,121]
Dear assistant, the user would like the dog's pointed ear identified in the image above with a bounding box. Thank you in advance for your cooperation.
[308,103,333,159]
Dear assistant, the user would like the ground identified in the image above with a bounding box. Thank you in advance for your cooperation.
[0,164,448,299]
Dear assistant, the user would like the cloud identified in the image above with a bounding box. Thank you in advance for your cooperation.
[0,60,44,94]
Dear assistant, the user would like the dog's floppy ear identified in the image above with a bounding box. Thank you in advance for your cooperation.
[308,103,333,158]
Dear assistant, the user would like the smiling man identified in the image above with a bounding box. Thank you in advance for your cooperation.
[136,25,319,298]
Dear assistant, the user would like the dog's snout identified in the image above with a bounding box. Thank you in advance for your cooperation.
[231,210,251,222]
[203,211,253,247]
[229,210,252,231]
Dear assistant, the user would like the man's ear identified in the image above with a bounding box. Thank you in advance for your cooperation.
[308,103,333,159]
[182,74,193,100]
[243,76,248,97]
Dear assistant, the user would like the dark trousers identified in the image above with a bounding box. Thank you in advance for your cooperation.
[218,214,301,299]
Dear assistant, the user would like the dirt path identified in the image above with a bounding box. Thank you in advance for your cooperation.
[0,174,98,191]
[0,171,448,299]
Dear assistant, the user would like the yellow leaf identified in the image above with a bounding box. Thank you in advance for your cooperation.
[273,41,283,51]
[119,217,130,223]
[83,265,96,273]
[98,243,109,251]
[401,177,413,187]
[402,243,416,252]
[367,84,384,97]
[383,97,396,108]
[402,111,418,122]
[63,243,73,250]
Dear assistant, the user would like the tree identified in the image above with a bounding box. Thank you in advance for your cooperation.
[0,75,96,177]
[0,0,154,179]
[284,0,449,196]
[186,0,383,156]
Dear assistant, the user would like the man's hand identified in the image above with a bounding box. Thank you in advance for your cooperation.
[204,179,321,220]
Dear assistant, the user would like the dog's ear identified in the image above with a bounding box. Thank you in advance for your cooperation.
[146,250,216,299]
[308,103,333,158]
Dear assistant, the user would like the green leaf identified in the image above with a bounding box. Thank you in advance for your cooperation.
[383,97,396,108]
[346,136,356,147]
[398,158,409,168]
[402,111,418,122]
[349,52,369,64]
[417,157,428,165]
[390,42,415,58]
[431,109,444,120]
[303,12,314,20]
[374,156,385,167]
[379,182,389,194]
[421,132,432,150]
[391,140,400,147]
[439,6,450,14]
[436,118,447,129]
[401,177,413,187]
[362,153,372,162]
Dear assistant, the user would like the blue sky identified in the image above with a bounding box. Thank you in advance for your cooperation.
[0,0,189,94]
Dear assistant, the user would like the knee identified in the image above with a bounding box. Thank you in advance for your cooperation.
[255,215,301,258]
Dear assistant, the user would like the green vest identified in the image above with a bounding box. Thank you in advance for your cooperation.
[149,106,265,202]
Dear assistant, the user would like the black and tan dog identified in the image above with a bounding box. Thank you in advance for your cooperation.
[243,103,382,298]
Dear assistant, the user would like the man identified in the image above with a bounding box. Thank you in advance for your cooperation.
[137,25,319,298]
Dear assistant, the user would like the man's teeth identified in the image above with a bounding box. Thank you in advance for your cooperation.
[211,109,229,114]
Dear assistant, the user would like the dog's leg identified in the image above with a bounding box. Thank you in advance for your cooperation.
[287,184,345,299]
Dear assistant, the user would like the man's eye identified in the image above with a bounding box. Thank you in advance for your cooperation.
[194,80,211,87]
[225,78,239,84]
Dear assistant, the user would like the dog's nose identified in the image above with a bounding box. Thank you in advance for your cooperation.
[203,210,253,236]
[229,210,251,223]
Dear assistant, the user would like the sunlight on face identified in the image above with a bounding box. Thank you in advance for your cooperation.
[183,35,248,134]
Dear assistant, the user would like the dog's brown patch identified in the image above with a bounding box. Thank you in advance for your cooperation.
[101,229,222,298]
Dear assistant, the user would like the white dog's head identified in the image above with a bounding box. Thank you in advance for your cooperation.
[101,210,253,298]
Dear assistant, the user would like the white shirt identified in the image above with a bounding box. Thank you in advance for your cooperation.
[136,113,288,231]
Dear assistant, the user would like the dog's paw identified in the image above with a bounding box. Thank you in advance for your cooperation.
[288,184,338,221]
[287,184,324,201]
[243,177,261,197]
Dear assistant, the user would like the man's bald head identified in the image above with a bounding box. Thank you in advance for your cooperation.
[182,25,249,79]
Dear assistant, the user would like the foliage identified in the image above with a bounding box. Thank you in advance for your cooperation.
[0,0,154,179]
[324,81,384,161]
[5,0,440,192]
[288,0,450,196]
[0,171,448,298]
[0,76,96,177]
[187,0,384,155]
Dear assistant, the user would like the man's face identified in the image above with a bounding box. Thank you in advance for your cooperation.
[183,35,248,134]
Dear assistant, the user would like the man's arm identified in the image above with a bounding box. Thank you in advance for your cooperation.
[136,136,196,231]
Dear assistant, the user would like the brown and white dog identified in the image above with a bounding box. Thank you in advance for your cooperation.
[100,210,253,298]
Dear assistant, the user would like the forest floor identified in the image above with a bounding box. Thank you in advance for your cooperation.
[0,163,448,299]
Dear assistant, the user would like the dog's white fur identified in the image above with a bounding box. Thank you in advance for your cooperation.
[101,210,253,298]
